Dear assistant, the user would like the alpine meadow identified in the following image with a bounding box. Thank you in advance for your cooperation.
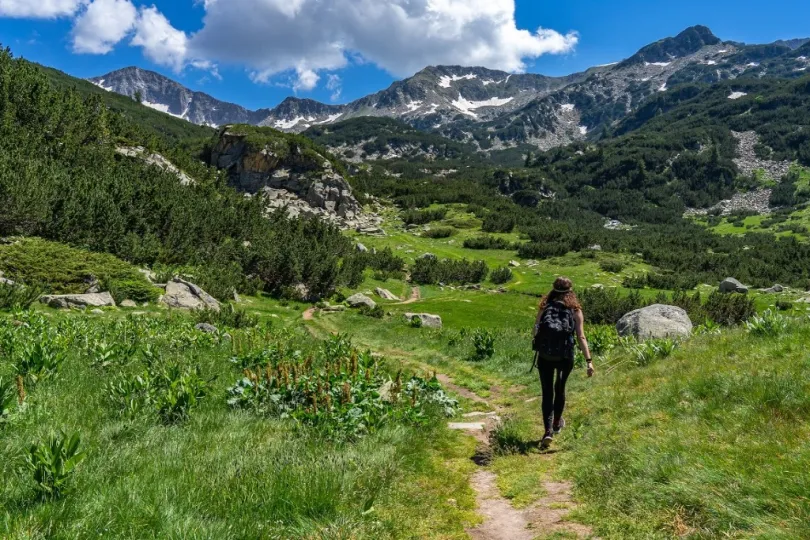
[3,11,810,540]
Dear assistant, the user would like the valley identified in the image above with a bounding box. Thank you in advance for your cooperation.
[2,22,810,539]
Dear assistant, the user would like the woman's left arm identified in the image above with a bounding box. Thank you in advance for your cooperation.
[574,310,595,377]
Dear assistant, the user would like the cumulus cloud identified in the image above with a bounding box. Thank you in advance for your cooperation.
[131,5,188,72]
[292,67,319,92]
[0,0,85,18]
[326,74,342,101]
[189,0,577,86]
[71,0,137,54]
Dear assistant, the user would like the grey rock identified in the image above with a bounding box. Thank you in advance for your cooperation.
[346,294,377,309]
[120,299,138,308]
[195,323,219,334]
[91,309,104,315]
[356,243,369,253]
[616,304,693,340]
[117,146,194,185]
[41,292,117,309]
[719,278,749,294]
[160,278,221,311]
[375,288,400,301]
[405,312,443,329]
[322,304,347,313]
[761,284,784,294]
[508,260,521,267]
[589,244,602,251]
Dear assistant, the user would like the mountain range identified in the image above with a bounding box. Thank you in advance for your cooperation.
[90,26,810,152]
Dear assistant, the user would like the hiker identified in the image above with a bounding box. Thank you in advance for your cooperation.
[532,277,594,449]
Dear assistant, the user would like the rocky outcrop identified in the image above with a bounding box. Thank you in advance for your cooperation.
[40,292,116,309]
[160,278,220,311]
[195,323,219,334]
[405,313,443,329]
[120,299,138,308]
[375,288,400,301]
[720,278,749,294]
[731,131,792,182]
[116,146,194,185]
[346,293,377,309]
[210,127,380,230]
[616,305,692,340]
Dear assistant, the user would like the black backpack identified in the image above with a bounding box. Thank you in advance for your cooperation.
[532,301,575,363]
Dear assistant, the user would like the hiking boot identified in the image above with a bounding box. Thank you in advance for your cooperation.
[553,417,565,435]
[540,430,554,449]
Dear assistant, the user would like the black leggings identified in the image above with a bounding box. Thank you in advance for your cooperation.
[537,356,574,432]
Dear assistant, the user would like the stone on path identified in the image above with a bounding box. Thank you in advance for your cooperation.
[448,422,486,431]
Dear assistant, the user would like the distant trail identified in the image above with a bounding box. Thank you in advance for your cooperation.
[396,286,421,305]
[302,308,316,321]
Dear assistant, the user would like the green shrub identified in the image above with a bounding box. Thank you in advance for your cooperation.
[775,300,794,312]
[359,305,385,319]
[411,257,488,285]
[631,339,678,367]
[463,236,514,250]
[599,259,627,273]
[579,288,647,325]
[26,431,86,500]
[106,278,160,304]
[702,292,756,325]
[0,376,16,424]
[402,208,447,225]
[154,364,210,424]
[489,416,533,455]
[409,315,423,328]
[13,341,67,384]
[422,227,456,239]
[490,267,513,285]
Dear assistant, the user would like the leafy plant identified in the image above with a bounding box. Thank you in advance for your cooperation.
[409,315,423,329]
[14,340,67,384]
[0,376,17,424]
[26,431,86,500]
[471,329,496,361]
[745,310,789,336]
[154,364,210,424]
[195,304,259,329]
[0,282,42,310]
[631,338,678,367]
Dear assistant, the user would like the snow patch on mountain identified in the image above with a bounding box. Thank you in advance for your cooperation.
[560,103,575,112]
[438,73,477,88]
[728,91,748,100]
[451,95,514,117]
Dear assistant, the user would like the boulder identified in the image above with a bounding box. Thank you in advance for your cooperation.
[195,323,219,334]
[40,292,116,309]
[761,284,784,294]
[160,278,221,312]
[120,299,138,308]
[508,260,521,267]
[346,293,376,309]
[356,243,369,253]
[0,271,14,286]
[90,309,104,315]
[720,278,749,294]
[375,288,400,301]
[405,313,443,329]
[616,304,693,340]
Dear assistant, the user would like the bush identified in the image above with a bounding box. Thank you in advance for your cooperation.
[409,315,423,328]
[702,292,756,325]
[600,259,627,273]
[489,416,533,455]
[359,304,385,319]
[579,288,647,325]
[0,376,16,424]
[26,431,86,500]
[13,341,67,385]
[463,236,514,250]
[106,278,160,304]
[411,257,488,285]
[402,208,447,225]
[422,227,456,239]
[490,267,513,285]
[775,300,794,312]
[481,214,516,233]
[631,339,678,367]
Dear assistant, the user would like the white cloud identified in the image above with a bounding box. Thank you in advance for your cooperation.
[130,5,188,72]
[0,0,84,18]
[71,0,137,54]
[326,74,341,101]
[189,0,578,87]
[292,67,319,92]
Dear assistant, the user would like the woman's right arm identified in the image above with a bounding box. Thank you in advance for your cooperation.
[574,310,594,377]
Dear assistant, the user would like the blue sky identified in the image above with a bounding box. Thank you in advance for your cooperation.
[1,0,808,110]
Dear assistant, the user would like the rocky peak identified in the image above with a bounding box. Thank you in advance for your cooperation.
[620,25,721,67]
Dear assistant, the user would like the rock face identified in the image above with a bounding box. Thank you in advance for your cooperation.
[116,146,194,185]
[41,292,116,309]
[405,313,443,329]
[161,278,221,311]
[720,278,749,294]
[210,126,379,230]
[346,293,377,309]
[375,288,400,301]
[616,305,692,340]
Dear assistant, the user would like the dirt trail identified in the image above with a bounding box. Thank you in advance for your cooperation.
[396,286,421,305]
[442,377,593,539]
[302,308,316,321]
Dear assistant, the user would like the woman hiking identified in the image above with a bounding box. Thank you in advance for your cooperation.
[533,277,594,449]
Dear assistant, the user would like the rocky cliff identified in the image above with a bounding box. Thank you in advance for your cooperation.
[210,126,379,231]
